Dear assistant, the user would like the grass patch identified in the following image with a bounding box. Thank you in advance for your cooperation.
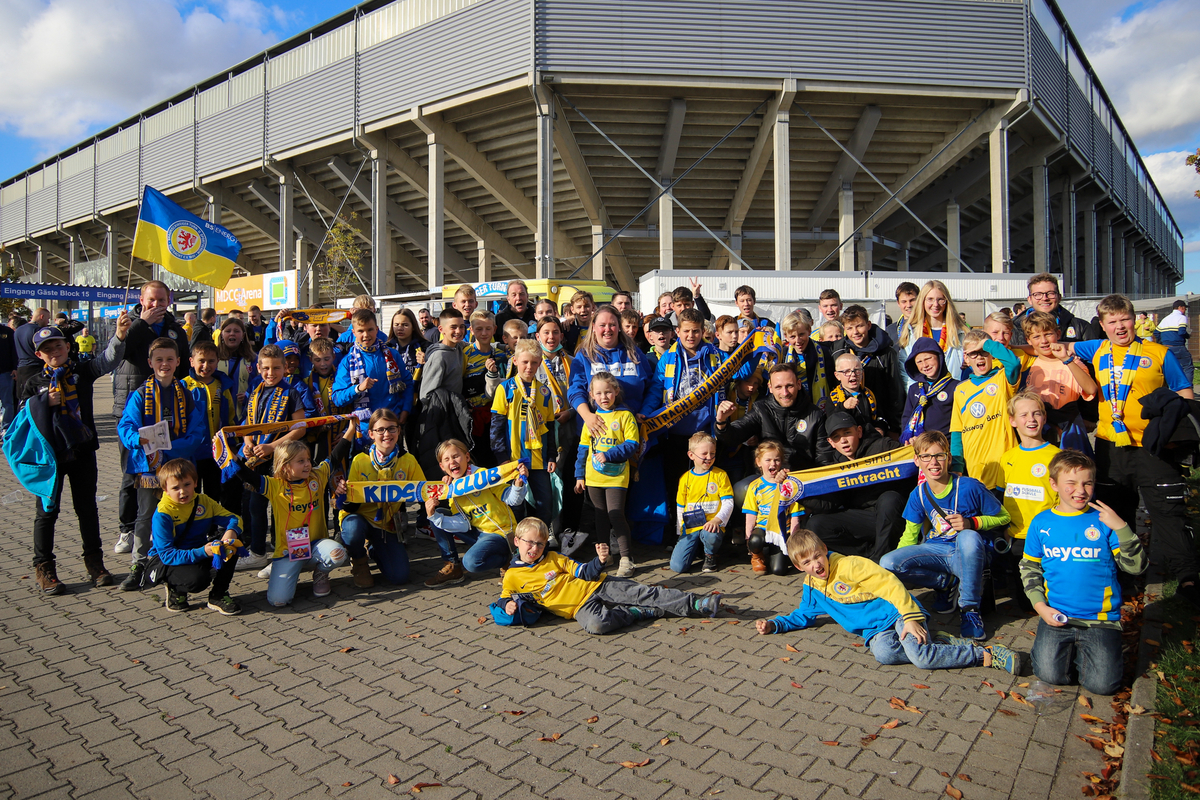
[1146,583,1200,800]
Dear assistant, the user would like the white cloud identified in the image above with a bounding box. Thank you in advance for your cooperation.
[1075,0,1200,151]
[1143,150,1200,238]
[0,0,283,149]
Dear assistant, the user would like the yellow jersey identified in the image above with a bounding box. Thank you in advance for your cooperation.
[743,476,803,548]
[951,370,1017,490]
[999,442,1060,539]
[1074,338,1191,447]
[579,408,640,488]
[450,483,517,537]
[676,468,734,535]
[341,450,425,532]
[501,551,605,619]
[491,378,557,471]
[264,461,331,559]
[75,334,95,353]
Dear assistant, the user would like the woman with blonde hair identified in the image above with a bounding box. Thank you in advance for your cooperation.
[899,280,966,385]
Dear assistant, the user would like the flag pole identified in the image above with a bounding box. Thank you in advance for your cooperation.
[122,187,145,308]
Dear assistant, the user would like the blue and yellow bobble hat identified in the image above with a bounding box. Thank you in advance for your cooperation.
[33,326,68,351]
[276,340,301,357]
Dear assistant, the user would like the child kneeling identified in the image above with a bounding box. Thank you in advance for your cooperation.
[147,459,244,615]
[757,530,1020,674]
[1019,450,1147,695]
[496,519,721,634]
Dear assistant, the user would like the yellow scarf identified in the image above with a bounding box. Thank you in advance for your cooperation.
[507,379,550,457]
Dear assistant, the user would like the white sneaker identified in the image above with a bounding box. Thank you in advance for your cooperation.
[615,557,635,578]
[546,532,560,550]
[113,532,133,554]
[257,562,273,579]
[236,551,272,572]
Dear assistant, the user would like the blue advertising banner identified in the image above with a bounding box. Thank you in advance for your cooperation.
[0,282,201,304]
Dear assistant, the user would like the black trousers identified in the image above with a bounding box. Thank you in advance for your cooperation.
[1093,439,1197,581]
[807,491,905,563]
[747,530,789,575]
[197,459,222,502]
[160,554,238,599]
[33,449,102,567]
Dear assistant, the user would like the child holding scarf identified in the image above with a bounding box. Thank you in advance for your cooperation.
[899,337,959,444]
[536,317,580,542]
[117,337,208,591]
[331,309,413,437]
[491,340,557,533]
[183,340,236,501]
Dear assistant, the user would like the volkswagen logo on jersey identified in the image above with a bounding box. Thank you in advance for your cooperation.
[166,220,206,261]
[969,401,987,419]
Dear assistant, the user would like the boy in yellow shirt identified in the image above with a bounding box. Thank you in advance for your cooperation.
[950,329,1020,492]
[670,433,734,574]
[495,519,720,633]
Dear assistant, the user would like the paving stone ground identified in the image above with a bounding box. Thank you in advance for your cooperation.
[0,391,1111,799]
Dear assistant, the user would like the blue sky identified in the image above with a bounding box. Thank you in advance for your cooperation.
[1,0,1196,292]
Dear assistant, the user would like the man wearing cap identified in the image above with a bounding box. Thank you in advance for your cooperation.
[803,411,910,562]
[1155,300,1192,385]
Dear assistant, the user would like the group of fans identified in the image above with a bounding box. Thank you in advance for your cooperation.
[4,271,1197,693]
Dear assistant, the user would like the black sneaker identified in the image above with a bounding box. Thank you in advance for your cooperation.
[691,594,722,618]
[206,595,242,616]
[120,563,144,592]
[165,589,189,613]
[702,554,717,573]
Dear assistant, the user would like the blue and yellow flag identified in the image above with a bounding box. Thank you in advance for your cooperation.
[131,186,241,288]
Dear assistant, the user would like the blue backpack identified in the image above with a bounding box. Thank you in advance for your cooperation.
[2,401,58,512]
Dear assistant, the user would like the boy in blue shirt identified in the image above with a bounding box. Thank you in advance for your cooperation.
[331,309,414,436]
[1020,450,1147,695]
[880,430,1011,641]
[183,340,236,501]
[757,529,1019,674]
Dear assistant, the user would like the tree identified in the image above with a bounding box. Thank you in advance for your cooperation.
[1188,147,1200,200]
[316,213,367,303]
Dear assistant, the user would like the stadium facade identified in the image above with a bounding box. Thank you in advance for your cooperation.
[0,0,1185,304]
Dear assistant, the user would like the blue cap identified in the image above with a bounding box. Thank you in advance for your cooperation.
[33,326,67,350]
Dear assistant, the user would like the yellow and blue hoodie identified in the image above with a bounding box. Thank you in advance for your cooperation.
[498,550,607,622]
[766,552,926,643]
[655,340,723,436]
[149,494,242,566]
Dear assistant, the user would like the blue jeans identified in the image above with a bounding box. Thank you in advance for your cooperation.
[339,514,410,584]
[869,618,982,669]
[525,469,555,528]
[669,528,722,573]
[0,372,15,437]
[432,525,511,573]
[880,530,988,609]
[266,538,347,606]
[1030,620,1123,695]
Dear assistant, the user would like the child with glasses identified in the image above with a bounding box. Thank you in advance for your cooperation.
[493,518,720,633]
[880,431,1011,642]
[826,352,886,438]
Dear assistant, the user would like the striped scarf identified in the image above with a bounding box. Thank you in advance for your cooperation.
[142,376,188,470]
[921,320,950,352]
[538,346,571,413]
[44,365,85,435]
[345,344,405,412]
[1099,339,1143,447]
[829,384,877,422]
[506,379,549,458]
[905,374,954,438]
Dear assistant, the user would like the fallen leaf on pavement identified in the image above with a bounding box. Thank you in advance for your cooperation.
[945,785,963,799]
[912,684,930,690]
[411,783,442,793]
[477,616,488,624]
[996,709,1018,717]
[347,617,355,622]
[981,680,994,688]
[620,759,651,768]
[452,689,460,694]
[821,741,839,746]
[997,691,1007,699]
[861,734,879,745]
[881,719,902,729]
[1080,714,1105,724]
[727,620,740,625]
[659,737,671,746]
[503,710,524,716]
[958,774,971,782]
[786,644,799,652]
[407,634,422,639]
[791,682,803,689]
[780,657,791,663]
[339,647,355,653]
[387,775,401,785]
[1078,696,1092,709]
[232,663,244,670]
[981,730,993,736]
[1146,639,1160,647]
[537,733,563,742]
[586,716,599,724]
[342,782,353,787]
[317,614,327,619]
[1018,682,1030,688]
[889,696,921,713]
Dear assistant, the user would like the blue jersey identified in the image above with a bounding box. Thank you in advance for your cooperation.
[1022,508,1124,622]
[901,475,1003,541]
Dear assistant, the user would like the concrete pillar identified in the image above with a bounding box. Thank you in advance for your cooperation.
[1081,201,1096,295]
[590,224,606,281]
[896,242,909,271]
[1060,181,1076,294]
[1098,215,1113,294]
[730,227,743,271]
[278,174,293,274]
[105,226,118,286]
[774,108,791,271]
[34,246,44,283]
[838,182,855,272]
[1032,163,1050,273]
[989,121,1009,273]
[477,241,491,283]
[659,182,674,271]
[296,236,312,306]
[427,134,445,289]
[372,152,393,296]
[534,95,554,280]
[68,237,77,284]
[946,201,961,273]
[1114,229,1127,295]
[857,227,874,270]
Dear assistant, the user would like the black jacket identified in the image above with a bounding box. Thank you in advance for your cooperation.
[415,388,474,480]
[189,321,215,351]
[0,325,16,373]
[494,304,536,341]
[805,431,911,514]
[20,335,125,456]
[1139,387,1193,459]
[717,393,823,471]
[113,306,190,416]
[824,323,905,429]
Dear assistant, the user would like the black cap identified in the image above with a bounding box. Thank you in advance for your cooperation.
[32,326,68,350]
[824,411,860,437]
[648,316,674,332]
[1173,300,1187,310]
